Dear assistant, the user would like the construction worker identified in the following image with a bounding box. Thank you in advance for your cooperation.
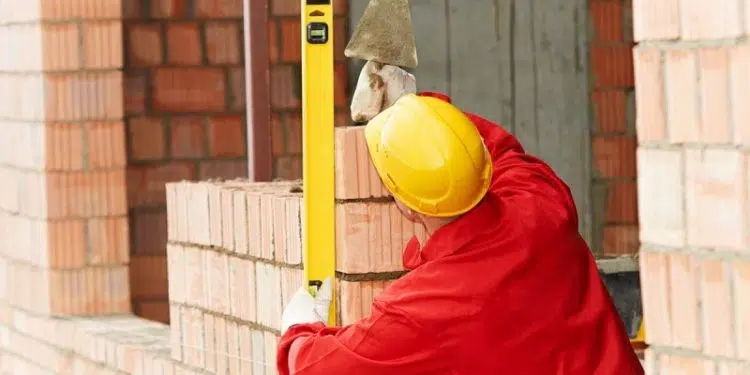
[276,79,644,374]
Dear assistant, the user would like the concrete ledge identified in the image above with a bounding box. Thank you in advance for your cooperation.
[595,255,639,274]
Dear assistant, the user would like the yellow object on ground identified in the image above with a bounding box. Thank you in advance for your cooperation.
[301,0,336,325]
[364,94,493,217]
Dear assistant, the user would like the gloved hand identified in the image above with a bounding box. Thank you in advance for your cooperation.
[350,60,417,123]
[280,277,333,335]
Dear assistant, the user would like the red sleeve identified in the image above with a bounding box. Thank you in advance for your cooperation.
[417,91,578,227]
[276,303,442,375]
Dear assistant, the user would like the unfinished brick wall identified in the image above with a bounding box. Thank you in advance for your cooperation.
[163,125,421,373]
[634,0,750,372]
[123,0,249,323]
[267,0,350,179]
[590,0,639,256]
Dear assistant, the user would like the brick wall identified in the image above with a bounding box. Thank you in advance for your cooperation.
[590,0,639,256]
[267,0,350,179]
[123,0,249,323]
[634,0,750,372]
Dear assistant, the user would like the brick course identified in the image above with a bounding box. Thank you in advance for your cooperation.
[634,0,750,371]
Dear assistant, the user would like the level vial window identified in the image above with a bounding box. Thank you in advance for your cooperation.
[306,22,329,44]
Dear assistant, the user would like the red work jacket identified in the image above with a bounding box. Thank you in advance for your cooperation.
[277,92,644,375]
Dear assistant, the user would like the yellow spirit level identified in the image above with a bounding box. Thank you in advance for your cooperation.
[301,0,336,325]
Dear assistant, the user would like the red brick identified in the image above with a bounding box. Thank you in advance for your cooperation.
[131,209,168,255]
[82,21,122,69]
[127,24,163,67]
[44,71,125,122]
[42,23,81,71]
[45,123,84,171]
[170,116,206,158]
[633,48,667,143]
[284,112,302,154]
[698,48,731,144]
[87,121,127,169]
[338,280,394,325]
[275,155,301,179]
[334,1,347,16]
[124,71,147,115]
[228,66,246,111]
[334,62,348,107]
[268,19,280,63]
[45,170,128,218]
[605,181,638,223]
[195,0,244,18]
[87,217,129,264]
[271,0,299,15]
[270,114,286,156]
[334,17,347,61]
[129,255,169,298]
[665,49,700,143]
[166,23,202,65]
[151,0,188,18]
[592,90,627,133]
[152,68,227,112]
[280,18,301,62]
[207,115,246,157]
[127,162,195,208]
[205,22,242,64]
[135,300,170,323]
[591,135,637,178]
[590,1,624,41]
[198,160,248,180]
[127,117,166,161]
[269,65,301,109]
[700,258,735,357]
[591,45,635,88]
[602,225,639,255]
[632,0,679,41]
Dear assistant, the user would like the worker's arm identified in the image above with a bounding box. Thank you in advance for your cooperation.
[277,301,442,375]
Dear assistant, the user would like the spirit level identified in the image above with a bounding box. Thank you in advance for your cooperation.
[301,0,336,325]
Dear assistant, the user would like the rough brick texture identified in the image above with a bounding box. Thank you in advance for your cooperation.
[0,1,131,317]
[123,0,250,323]
[634,0,750,371]
[590,0,639,256]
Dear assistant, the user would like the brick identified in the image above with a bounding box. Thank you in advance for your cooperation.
[719,363,750,375]
[260,193,275,259]
[82,21,122,69]
[338,280,394,325]
[170,305,182,361]
[255,263,281,330]
[227,66,246,111]
[280,18,301,62]
[280,267,305,311]
[128,117,166,161]
[601,225,639,255]
[679,0,742,40]
[220,188,236,252]
[152,68,227,112]
[233,190,250,255]
[336,202,425,274]
[684,149,748,251]
[166,23,202,65]
[633,48,666,143]
[127,162,195,208]
[731,44,750,147]
[271,0,299,15]
[334,126,389,200]
[44,71,125,121]
[590,1,624,41]
[665,50,700,144]
[658,355,714,374]
[86,121,127,169]
[130,255,169,299]
[284,196,303,264]
[733,259,750,360]
[592,90,627,133]
[632,0,679,40]
[226,321,240,374]
[151,0,188,18]
[215,316,228,373]
[228,257,255,321]
[182,307,205,367]
[269,65,301,109]
[198,159,248,180]
[183,247,206,307]
[127,24,163,67]
[47,220,87,268]
[666,252,701,350]
[135,301,170,323]
[45,170,128,218]
[87,217,129,264]
[605,181,638,223]
[170,116,206,158]
[639,251,672,346]
[268,19,280,62]
[195,0,244,18]
[698,48,731,144]
[637,148,685,247]
[45,123,84,171]
[124,71,147,114]
[205,22,242,64]
[590,45,634,88]
[270,114,286,156]
[592,135,636,178]
[42,23,81,71]
[334,17,347,61]
[132,209,168,256]
[41,0,120,20]
[700,258,735,357]
[334,62,349,107]
[207,115,246,157]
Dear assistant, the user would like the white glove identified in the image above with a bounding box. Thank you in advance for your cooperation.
[350,60,416,123]
[280,277,333,335]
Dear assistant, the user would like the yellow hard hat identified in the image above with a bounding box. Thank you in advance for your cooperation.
[363,93,492,217]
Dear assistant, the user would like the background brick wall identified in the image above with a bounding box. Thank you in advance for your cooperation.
[634,0,750,372]
[590,0,639,256]
[0,1,131,318]
[267,0,351,180]
[122,0,250,323]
